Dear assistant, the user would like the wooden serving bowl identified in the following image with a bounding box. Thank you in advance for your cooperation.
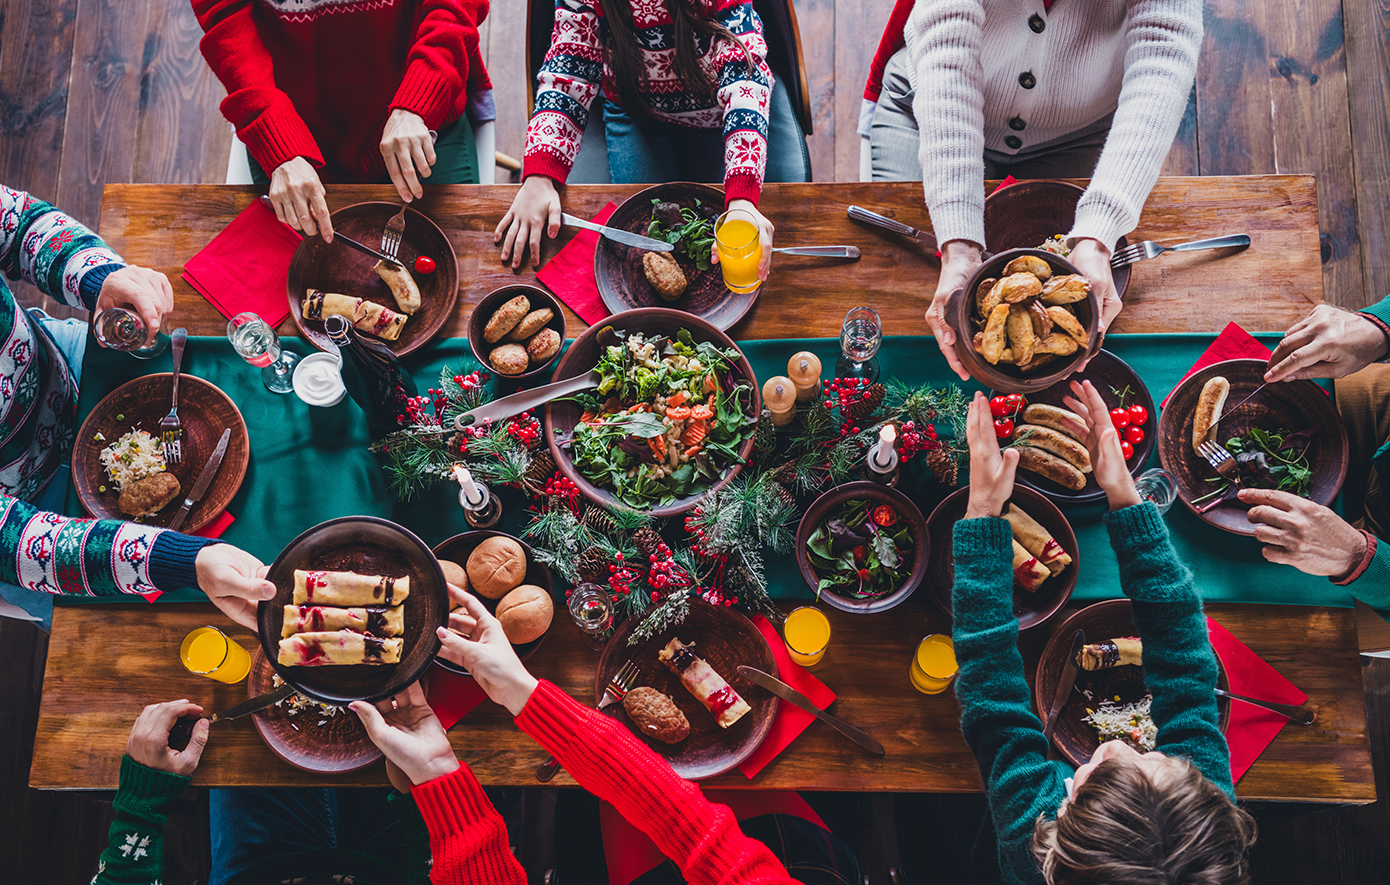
[1157,358,1348,535]
[247,648,380,774]
[286,202,459,357]
[430,530,555,677]
[795,482,928,614]
[466,285,566,381]
[595,182,755,332]
[72,373,249,533]
[544,307,761,519]
[947,248,1099,394]
[982,178,1131,299]
[925,486,1077,631]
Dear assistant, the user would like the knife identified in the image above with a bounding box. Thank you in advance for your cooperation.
[258,195,403,267]
[847,205,940,259]
[1042,629,1086,744]
[737,665,885,755]
[1354,599,1390,659]
[452,370,602,430]
[169,428,232,531]
[772,246,861,259]
[1222,382,1268,418]
[167,683,296,749]
[562,213,675,252]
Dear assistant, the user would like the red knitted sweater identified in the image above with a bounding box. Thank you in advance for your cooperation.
[193,0,491,182]
[412,679,800,884]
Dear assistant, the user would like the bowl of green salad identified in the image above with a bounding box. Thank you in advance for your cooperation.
[544,308,761,518]
[795,482,929,614]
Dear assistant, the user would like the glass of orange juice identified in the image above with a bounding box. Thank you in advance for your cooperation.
[714,208,762,294]
[783,606,831,667]
[180,626,252,684]
[910,634,958,694]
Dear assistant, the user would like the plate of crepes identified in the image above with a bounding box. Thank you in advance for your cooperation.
[596,600,778,780]
[990,349,1156,505]
[258,516,449,705]
[925,486,1077,631]
[594,182,754,332]
[246,648,381,773]
[73,374,250,533]
[1157,358,1348,535]
[286,202,459,356]
[1034,599,1231,768]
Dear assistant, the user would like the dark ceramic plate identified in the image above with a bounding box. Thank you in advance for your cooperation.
[991,349,1155,505]
[982,179,1131,299]
[466,285,566,381]
[431,530,555,677]
[1034,599,1230,768]
[596,601,776,780]
[595,182,755,331]
[925,486,1077,631]
[247,648,381,774]
[544,307,761,519]
[73,374,250,533]
[287,202,459,356]
[1157,358,1348,536]
[794,482,928,614]
[258,517,449,704]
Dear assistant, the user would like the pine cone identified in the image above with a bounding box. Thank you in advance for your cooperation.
[845,383,886,422]
[523,450,556,494]
[576,546,611,583]
[633,527,665,560]
[773,481,797,509]
[927,447,959,487]
[580,505,617,538]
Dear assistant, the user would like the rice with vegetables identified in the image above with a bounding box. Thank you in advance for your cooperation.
[99,430,166,492]
[1083,696,1158,752]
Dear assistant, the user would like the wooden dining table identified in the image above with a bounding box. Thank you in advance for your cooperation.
[29,177,1377,804]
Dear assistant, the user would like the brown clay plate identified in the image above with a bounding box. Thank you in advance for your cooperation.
[1034,599,1231,768]
[247,647,381,774]
[258,516,449,705]
[795,482,929,614]
[595,182,755,331]
[72,374,249,533]
[925,486,1077,632]
[991,349,1155,505]
[287,202,459,356]
[596,601,777,781]
[1157,358,1348,535]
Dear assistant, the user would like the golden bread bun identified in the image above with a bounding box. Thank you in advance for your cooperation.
[495,584,553,644]
[467,536,528,599]
[438,559,468,609]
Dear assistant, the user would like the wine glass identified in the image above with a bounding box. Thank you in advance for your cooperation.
[227,312,300,394]
[93,307,169,359]
[835,306,881,383]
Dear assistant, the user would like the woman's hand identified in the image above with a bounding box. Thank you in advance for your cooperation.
[350,682,459,787]
[95,266,173,344]
[269,157,333,241]
[495,175,562,270]
[964,392,1019,519]
[1265,304,1388,382]
[1240,488,1367,576]
[380,108,436,204]
[195,544,276,631]
[435,585,539,717]
[1067,238,1119,367]
[126,700,209,777]
[712,199,775,283]
[1062,379,1140,510]
[926,240,981,382]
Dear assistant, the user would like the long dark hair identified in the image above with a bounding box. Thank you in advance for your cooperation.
[594,0,757,118]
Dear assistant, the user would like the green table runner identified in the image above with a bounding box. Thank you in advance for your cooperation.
[61,332,1355,610]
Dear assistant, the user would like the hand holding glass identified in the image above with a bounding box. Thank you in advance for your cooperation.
[94,307,169,359]
[714,209,763,294]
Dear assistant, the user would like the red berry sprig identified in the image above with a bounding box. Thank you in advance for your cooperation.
[507,410,541,448]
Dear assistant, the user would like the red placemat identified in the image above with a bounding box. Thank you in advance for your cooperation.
[1207,616,1307,783]
[535,202,617,326]
[181,199,300,329]
[1160,323,1271,408]
[426,666,489,730]
[738,615,837,779]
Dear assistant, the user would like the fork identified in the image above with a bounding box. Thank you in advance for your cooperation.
[1197,438,1241,485]
[159,329,188,465]
[535,659,638,782]
[1110,234,1251,268]
[380,204,407,259]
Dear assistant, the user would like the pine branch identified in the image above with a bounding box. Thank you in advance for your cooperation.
[627,592,689,646]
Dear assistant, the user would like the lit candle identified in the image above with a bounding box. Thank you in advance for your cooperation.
[453,464,488,509]
[788,352,822,403]
[761,375,798,426]
[868,424,899,475]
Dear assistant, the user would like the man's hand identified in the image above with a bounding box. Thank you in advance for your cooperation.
[269,157,333,241]
[712,199,775,283]
[435,585,539,717]
[926,240,981,382]
[1063,379,1140,510]
[1241,488,1368,576]
[964,392,1019,519]
[495,176,562,270]
[1266,304,1388,382]
[95,266,173,345]
[1067,238,1119,368]
[381,108,436,204]
[350,682,459,786]
[126,700,209,777]
[195,545,275,631]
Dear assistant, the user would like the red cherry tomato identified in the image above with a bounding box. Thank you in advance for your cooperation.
[1124,426,1145,446]
[872,504,899,527]
[1110,407,1131,429]
[1120,440,1135,460]
[1127,404,1148,426]
[1004,394,1027,415]
[414,255,436,275]
[989,395,1011,418]
[852,545,868,566]
[994,416,1014,438]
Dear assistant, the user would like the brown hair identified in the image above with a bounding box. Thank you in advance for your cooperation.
[593,0,756,118]
[1032,755,1257,885]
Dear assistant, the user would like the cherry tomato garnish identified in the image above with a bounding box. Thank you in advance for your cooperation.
[1110,407,1131,429]
[872,504,899,527]
[1120,440,1135,460]
[852,545,868,566]
[994,416,1015,438]
[1124,426,1145,446]
[1127,404,1148,426]
[1004,394,1026,414]
[414,255,436,275]
[989,395,1011,418]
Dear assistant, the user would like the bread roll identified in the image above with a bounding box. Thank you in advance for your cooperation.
[1193,376,1230,452]
[495,584,553,644]
[466,536,528,599]
[438,559,468,610]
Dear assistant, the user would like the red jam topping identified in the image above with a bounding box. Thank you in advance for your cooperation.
[1013,557,1040,585]
[708,685,740,717]
[1041,539,1063,560]
[304,572,328,603]
[300,638,326,665]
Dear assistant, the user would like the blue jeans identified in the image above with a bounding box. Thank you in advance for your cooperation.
[628,814,861,885]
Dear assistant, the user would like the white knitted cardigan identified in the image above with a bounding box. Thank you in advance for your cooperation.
[903,0,1201,251]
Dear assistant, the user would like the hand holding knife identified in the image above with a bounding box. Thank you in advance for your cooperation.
[167,683,295,749]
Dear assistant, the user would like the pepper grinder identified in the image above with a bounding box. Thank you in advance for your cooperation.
[761,375,798,427]
[865,424,900,487]
[453,465,503,528]
[787,351,822,404]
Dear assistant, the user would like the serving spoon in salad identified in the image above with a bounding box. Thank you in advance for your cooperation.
[452,370,601,430]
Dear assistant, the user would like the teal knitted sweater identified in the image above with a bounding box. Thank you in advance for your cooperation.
[951,502,1233,885]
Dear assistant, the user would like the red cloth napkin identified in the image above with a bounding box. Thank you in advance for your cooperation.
[426,665,489,729]
[138,511,238,603]
[1160,322,1271,408]
[535,202,617,326]
[181,199,301,328]
[1206,616,1307,783]
[738,615,838,779]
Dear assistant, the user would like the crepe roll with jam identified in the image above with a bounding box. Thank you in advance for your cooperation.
[1012,540,1051,591]
[1004,505,1072,576]
[281,604,405,638]
[277,631,403,666]
[1075,637,1143,671]
[374,259,422,314]
[658,638,751,728]
[303,289,407,341]
[293,569,410,606]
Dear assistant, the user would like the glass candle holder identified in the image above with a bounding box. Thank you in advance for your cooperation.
[910,634,958,695]
[180,626,252,684]
[835,306,881,383]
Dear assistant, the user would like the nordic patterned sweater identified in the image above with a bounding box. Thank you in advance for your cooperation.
[951,502,1232,885]
[523,0,774,206]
